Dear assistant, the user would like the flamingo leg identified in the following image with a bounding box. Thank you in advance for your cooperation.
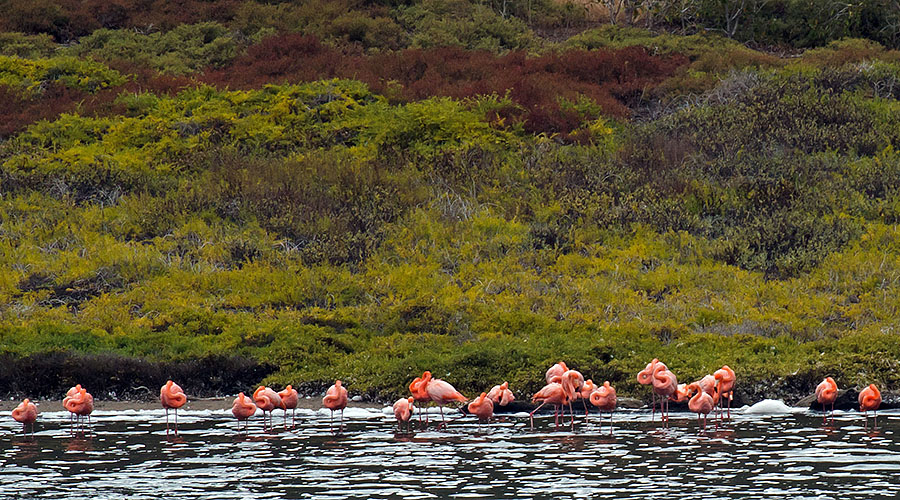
[529,401,547,429]
[569,402,575,430]
[175,408,179,434]
[341,408,345,433]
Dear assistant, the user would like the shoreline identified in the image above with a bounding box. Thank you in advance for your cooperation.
[0,398,382,413]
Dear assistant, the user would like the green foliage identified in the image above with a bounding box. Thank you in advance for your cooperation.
[0,54,126,94]
[0,32,57,58]
[396,0,540,51]
[65,22,257,75]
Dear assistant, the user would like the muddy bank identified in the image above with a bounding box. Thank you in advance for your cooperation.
[0,352,276,401]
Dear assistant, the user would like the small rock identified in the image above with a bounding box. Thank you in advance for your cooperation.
[351,395,363,402]
[617,397,644,409]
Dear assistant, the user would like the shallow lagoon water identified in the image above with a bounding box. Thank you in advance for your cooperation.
[3,406,900,499]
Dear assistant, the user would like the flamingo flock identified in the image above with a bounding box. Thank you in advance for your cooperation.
[5,361,889,437]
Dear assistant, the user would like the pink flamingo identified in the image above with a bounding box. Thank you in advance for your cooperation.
[638,358,663,419]
[409,373,432,424]
[63,384,82,426]
[530,382,567,429]
[279,385,299,428]
[815,377,838,423]
[487,382,515,407]
[589,381,617,431]
[12,399,38,437]
[545,362,569,384]
[670,383,690,403]
[859,384,881,428]
[468,392,494,425]
[714,365,736,418]
[231,392,257,432]
[687,382,714,429]
[323,380,349,432]
[63,387,94,435]
[652,363,677,424]
[696,374,720,419]
[160,380,187,435]
[579,379,597,416]
[253,386,284,431]
[530,370,583,429]
[423,372,467,427]
[393,396,415,433]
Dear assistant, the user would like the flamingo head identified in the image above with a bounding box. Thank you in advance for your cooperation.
[253,386,265,398]
[334,380,342,389]
[500,382,508,390]
[407,396,414,405]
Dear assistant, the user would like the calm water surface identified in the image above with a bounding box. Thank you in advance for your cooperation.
[2,406,899,499]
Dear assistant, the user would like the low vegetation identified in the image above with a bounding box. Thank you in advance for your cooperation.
[2,1,900,404]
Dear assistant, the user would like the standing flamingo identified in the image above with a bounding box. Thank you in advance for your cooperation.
[63,385,82,426]
[815,377,838,423]
[253,386,284,431]
[63,387,94,435]
[696,375,720,419]
[687,382,715,430]
[160,380,187,435]
[279,385,299,428]
[531,370,582,429]
[638,359,662,420]
[714,365,736,418]
[393,396,415,433]
[487,382,515,407]
[530,382,567,429]
[423,372,467,428]
[561,369,585,427]
[468,392,494,426]
[579,379,597,417]
[323,380,349,432]
[859,384,882,428]
[589,381,617,432]
[231,392,257,432]
[652,363,677,424]
[545,362,569,384]
[12,399,38,437]
[409,373,432,424]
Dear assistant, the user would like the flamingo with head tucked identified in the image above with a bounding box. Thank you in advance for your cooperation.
[279,385,299,428]
[815,377,838,423]
[410,373,432,424]
[546,362,569,384]
[12,399,38,437]
[859,384,881,428]
[579,379,597,417]
[652,363,677,425]
[253,386,284,432]
[393,396,415,433]
[160,380,187,435]
[638,359,663,420]
[714,365,736,418]
[63,387,94,436]
[487,382,515,407]
[687,382,714,429]
[231,392,257,432]
[423,372,467,428]
[589,381,617,432]
[324,380,349,432]
[468,392,494,425]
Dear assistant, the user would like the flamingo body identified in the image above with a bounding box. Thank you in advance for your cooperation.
[231,392,257,425]
[160,380,187,409]
[468,392,494,422]
[279,385,299,410]
[859,384,881,413]
[545,362,569,384]
[590,382,617,412]
[12,399,38,424]
[816,377,838,406]
[487,382,515,406]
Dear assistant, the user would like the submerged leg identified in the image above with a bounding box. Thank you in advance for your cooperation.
[529,401,547,429]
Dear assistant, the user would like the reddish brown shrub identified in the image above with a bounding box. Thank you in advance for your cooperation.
[202,34,689,139]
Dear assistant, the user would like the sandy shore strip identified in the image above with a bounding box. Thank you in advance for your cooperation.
[0,398,382,413]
